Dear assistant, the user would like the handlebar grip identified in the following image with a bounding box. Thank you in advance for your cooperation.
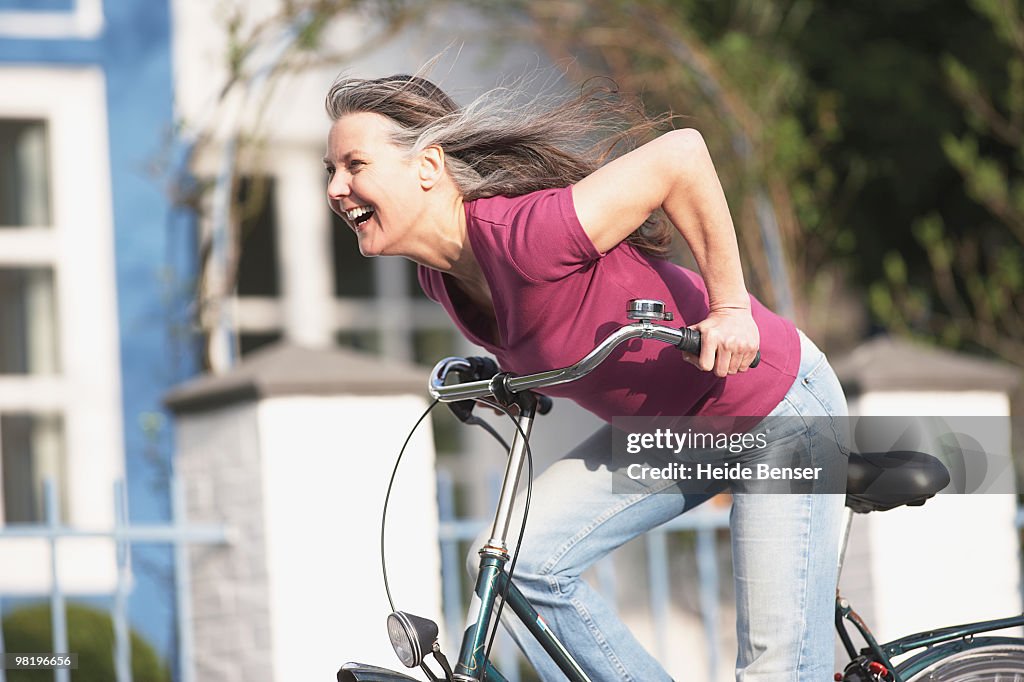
[676,328,761,369]
[463,356,500,381]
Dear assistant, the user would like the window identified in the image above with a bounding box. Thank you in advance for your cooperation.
[229,165,451,360]
[0,119,50,227]
[0,0,74,10]
[0,413,65,524]
[0,267,60,375]
[226,157,464,454]
[0,0,103,40]
[239,332,282,356]
[0,67,122,591]
[236,176,280,298]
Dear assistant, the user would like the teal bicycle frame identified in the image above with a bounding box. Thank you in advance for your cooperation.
[838,600,1024,681]
[451,395,592,682]
[457,546,590,681]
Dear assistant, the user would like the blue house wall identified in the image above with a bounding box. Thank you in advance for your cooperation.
[0,0,198,666]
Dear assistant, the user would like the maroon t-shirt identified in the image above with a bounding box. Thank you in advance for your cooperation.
[418,186,799,420]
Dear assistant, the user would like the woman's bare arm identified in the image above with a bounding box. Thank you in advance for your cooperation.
[572,128,759,377]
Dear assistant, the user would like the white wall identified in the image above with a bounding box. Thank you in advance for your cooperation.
[170,0,554,152]
[257,394,443,680]
[176,402,273,682]
[169,0,562,355]
[844,390,1020,644]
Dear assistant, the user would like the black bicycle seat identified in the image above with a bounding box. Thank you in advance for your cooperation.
[846,451,951,513]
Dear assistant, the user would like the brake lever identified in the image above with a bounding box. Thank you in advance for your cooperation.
[446,356,502,422]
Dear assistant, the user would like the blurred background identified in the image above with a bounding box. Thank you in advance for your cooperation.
[1,0,1023,680]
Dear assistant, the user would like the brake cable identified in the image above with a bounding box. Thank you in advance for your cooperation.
[380,398,440,611]
[378,391,536,674]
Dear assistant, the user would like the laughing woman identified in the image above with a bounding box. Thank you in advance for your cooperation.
[324,74,848,681]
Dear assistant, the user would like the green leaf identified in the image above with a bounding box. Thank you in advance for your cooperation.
[1010,178,1024,218]
[969,156,1010,205]
[1008,59,1024,119]
[943,56,979,102]
[869,282,895,322]
[997,250,1024,290]
[941,134,977,173]
[883,251,907,286]
[912,213,945,247]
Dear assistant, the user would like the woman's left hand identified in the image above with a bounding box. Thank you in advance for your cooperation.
[683,307,760,377]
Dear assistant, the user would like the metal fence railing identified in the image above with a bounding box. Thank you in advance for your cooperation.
[5,475,1019,682]
[0,478,227,682]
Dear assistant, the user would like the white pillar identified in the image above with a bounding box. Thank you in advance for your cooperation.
[274,147,334,348]
[850,392,1020,643]
[833,337,1021,645]
[168,344,443,681]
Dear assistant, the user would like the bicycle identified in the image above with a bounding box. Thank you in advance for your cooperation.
[337,299,1024,682]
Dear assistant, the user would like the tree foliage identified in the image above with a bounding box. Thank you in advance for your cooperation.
[870,0,1024,364]
[483,0,1023,363]
[499,0,849,335]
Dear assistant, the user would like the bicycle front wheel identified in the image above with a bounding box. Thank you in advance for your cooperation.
[901,641,1024,681]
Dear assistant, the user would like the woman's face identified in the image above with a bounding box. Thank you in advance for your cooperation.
[325,111,422,257]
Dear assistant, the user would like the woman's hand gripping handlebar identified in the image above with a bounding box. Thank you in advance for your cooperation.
[429,299,760,408]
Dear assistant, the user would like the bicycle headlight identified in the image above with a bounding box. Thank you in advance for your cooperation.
[386,611,438,668]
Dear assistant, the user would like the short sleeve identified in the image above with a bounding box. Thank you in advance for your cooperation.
[503,187,602,282]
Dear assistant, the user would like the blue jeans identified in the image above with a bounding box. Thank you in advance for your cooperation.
[467,331,849,681]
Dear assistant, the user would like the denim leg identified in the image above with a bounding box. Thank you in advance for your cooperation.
[466,425,709,681]
[731,331,849,681]
[731,492,845,681]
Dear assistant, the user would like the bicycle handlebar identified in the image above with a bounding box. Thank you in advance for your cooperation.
[429,299,761,405]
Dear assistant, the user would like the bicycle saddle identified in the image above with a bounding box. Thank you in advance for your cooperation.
[845,451,951,513]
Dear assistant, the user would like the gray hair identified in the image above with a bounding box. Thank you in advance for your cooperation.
[325,73,673,257]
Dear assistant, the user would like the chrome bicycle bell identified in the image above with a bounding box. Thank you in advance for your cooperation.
[626,299,674,321]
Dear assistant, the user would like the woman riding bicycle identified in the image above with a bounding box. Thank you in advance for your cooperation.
[323,72,849,681]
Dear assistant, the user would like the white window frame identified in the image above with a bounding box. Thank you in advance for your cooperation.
[0,66,123,593]
[0,0,103,39]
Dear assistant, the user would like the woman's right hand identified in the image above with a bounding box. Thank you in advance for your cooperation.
[682,306,760,377]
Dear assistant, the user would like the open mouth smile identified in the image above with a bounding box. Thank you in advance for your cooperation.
[345,205,375,226]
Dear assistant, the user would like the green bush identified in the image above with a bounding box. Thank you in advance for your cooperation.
[2,602,170,682]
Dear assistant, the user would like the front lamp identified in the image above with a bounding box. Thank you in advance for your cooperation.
[386,611,439,668]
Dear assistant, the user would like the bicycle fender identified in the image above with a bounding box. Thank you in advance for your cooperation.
[896,636,1024,679]
[337,662,422,682]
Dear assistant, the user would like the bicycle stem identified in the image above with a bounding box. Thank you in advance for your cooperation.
[487,406,535,551]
